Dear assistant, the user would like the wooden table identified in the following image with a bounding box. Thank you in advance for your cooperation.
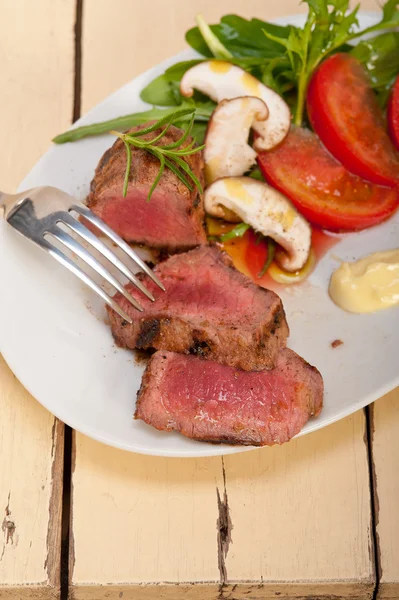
[0,1,398,598]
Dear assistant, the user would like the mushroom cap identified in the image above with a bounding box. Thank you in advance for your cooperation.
[204,96,268,184]
[204,177,311,272]
[180,60,291,150]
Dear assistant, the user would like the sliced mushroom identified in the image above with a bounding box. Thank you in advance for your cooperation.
[204,177,311,272]
[180,61,291,150]
[205,96,268,185]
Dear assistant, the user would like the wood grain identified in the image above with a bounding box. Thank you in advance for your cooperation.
[71,0,379,596]
[371,390,399,600]
[0,0,74,596]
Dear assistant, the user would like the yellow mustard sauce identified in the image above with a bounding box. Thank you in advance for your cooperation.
[329,249,399,313]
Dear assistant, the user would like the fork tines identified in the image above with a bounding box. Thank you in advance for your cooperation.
[44,204,164,323]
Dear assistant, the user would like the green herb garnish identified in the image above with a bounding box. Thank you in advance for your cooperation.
[110,108,204,201]
[220,222,250,242]
[258,238,276,278]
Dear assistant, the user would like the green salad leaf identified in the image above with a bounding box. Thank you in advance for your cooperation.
[186,0,399,124]
[195,14,233,59]
[186,15,292,59]
[53,0,399,145]
[351,31,399,107]
[140,60,203,106]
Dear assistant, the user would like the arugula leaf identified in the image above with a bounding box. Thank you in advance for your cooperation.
[351,32,399,106]
[261,0,397,124]
[350,0,399,40]
[264,15,315,125]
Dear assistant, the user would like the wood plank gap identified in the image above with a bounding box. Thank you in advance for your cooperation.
[365,405,381,600]
[61,3,84,598]
[73,0,84,123]
[45,419,65,592]
[217,457,233,597]
[60,426,73,600]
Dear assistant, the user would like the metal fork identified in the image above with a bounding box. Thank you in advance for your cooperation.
[0,186,165,324]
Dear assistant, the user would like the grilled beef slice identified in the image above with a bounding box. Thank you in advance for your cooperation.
[87,124,207,252]
[135,349,323,446]
[109,246,289,371]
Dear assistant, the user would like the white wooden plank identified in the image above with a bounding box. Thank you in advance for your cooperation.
[222,412,374,597]
[0,0,75,596]
[70,435,223,597]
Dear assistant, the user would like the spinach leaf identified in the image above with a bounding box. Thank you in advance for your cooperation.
[195,14,233,59]
[186,14,292,59]
[140,60,203,106]
[185,24,220,57]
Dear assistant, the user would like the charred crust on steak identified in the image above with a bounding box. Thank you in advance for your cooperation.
[108,246,290,371]
[191,436,261,446]
[189,337,213,358]
[269,308,284,336]
[136,319,161,349]
[98,145,115,171]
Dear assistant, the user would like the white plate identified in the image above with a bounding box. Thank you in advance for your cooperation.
[0,13,398,457]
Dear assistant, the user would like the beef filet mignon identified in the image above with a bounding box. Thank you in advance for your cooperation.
[87,124,207,252]
[108,246,289,371]
[135,349,323,446]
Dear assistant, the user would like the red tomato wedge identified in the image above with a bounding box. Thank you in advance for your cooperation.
[388,75,399,151]
[257,126,399,232]
[307,53,399,188]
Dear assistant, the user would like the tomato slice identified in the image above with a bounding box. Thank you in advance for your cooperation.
[244,230,269,281]
[257,126,399,232]
[388,75,399,151]
[307,53,399,188]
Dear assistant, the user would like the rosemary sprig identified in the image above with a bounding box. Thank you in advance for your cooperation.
[110,108,205,201]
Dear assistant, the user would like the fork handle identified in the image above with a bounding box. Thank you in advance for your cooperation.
[0,191,29,220]
[0,191,14,219]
